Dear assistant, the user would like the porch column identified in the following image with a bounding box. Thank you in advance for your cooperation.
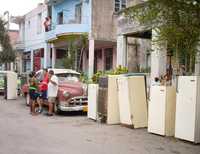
[195,51,200,75]
[151,29,167,81]
[88,39,95,78]
[30,50,34,71]
[51,45,56,68]
[44,43,51,69]
[117,35,127,67]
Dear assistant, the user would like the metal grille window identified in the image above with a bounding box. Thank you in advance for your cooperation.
[104,48,113,71]
[115,0,126,12]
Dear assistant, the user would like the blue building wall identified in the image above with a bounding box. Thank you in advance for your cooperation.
[51,0,91,31]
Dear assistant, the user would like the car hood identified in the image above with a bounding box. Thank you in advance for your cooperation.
[58,81,84,99]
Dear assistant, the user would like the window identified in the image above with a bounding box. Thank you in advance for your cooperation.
[37,13,42,34]
[57,12,63,24]
[104,48,113,71]
[75,3,82,24]
[115,0,126,12]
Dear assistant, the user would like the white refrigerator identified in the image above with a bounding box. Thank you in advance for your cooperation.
[148,86,176,136]
[88,84,99,120]
[175,76,200,143]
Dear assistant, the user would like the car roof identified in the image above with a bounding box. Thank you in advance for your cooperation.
[37,69,80,75]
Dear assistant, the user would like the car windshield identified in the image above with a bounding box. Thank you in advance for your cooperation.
[56,73,80,83]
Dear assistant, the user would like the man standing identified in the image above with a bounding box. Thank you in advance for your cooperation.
[46,70,58,116]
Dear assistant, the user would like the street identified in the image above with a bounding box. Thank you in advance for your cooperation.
[0,97,199,154]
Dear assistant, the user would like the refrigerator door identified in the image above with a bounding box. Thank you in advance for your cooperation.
[128,76,148,128]
[107,75,120,124]
[175,76,197,142]
[148,86,166,135]
[118,77,132,125]
[88,84,99,120]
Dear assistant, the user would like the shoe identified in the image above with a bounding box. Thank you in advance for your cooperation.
[38,108,43,114]
[45,113,53,116]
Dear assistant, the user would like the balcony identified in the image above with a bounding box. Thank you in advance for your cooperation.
[45,23,90,41]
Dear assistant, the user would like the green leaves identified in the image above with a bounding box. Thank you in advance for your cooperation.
[0,18,16,64]
[126,0,200,72]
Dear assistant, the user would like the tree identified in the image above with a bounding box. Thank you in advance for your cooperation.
[125,0,200,73]
[0,18,16,69]
[57,34,88,72]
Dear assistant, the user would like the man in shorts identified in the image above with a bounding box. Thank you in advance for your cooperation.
[46,70,58,116]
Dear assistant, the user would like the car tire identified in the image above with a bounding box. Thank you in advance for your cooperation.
[54,103,61,114]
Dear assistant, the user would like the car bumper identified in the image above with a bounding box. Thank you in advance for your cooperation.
[58,105,88,112]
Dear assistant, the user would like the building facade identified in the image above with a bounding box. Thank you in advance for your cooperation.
[45,0,124,77]
[14,3,48,72]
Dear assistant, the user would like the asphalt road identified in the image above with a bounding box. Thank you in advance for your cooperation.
[0,97,200,154]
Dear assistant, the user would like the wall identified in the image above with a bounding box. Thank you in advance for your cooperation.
[24,4,47,51]
[91,0,117,42]
[52,0,90,25]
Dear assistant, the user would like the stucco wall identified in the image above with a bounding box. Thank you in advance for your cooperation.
[91,0,117,42]
[127,37,151,72]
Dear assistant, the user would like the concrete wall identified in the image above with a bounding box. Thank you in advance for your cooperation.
[91,0,117,42]
[127,37,151,72]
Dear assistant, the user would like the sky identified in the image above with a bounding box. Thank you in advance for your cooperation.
[0,0,44,29]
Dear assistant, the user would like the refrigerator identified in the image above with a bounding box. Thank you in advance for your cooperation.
[96,75,121,124]
[117,76,148,128]
[148,86,176,136]
[88,84,99,120]
[175,76,200,143]
[107,75,121,124]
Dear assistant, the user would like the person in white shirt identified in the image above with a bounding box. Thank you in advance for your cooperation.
[46,70,58,116]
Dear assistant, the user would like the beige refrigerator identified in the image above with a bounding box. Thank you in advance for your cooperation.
[117,76,148,128]
[175,76,200,143]
[148,86,176,136]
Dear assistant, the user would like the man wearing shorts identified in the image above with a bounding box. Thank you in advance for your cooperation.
[46,70,58,116]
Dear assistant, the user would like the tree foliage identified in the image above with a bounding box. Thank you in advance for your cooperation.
[125,0,200,72]
[57,33,88,72]
[0,18,16,65]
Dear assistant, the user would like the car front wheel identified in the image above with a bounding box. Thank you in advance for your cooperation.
[54,103,61,114]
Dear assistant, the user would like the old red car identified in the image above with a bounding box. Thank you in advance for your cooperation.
[22,69,88,113]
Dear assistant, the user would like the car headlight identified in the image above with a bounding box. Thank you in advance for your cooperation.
[63,91,70,98]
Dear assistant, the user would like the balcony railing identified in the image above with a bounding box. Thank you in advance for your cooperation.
[45,16,90,41]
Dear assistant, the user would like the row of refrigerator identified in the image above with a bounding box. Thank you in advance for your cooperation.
[88,75,200,143]
[148,76,200,143]
[88,74,148,128]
